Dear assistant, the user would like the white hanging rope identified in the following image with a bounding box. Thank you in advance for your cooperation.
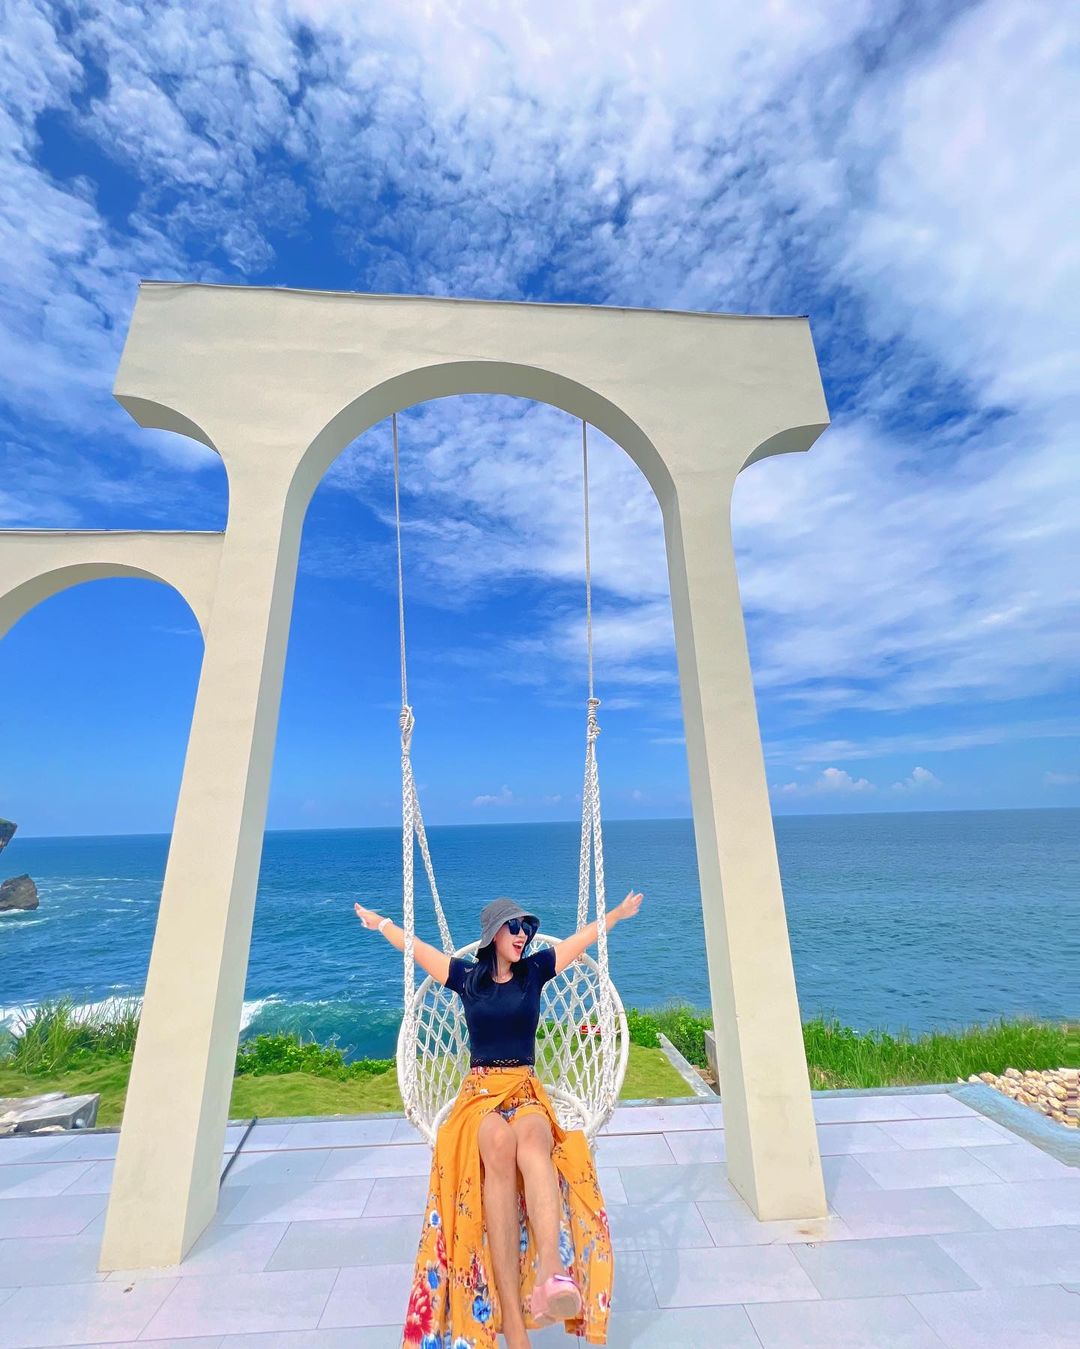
[393,414,453,953]
[394,414,456,1114]
[575,421,617,1108]
[583,419,595,706]
[577,420,604,930]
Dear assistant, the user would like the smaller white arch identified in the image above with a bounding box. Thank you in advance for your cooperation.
[0,531,225,641]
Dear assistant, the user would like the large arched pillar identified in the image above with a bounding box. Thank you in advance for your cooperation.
[94,283,830,1270]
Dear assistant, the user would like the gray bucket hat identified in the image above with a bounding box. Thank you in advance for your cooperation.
[478,897,539,950]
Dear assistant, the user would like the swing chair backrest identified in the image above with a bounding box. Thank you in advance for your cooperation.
[397,935,629,1145]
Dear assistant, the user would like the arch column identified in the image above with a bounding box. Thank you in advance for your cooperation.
[662,466,826,1219]
[98,471,304,1270]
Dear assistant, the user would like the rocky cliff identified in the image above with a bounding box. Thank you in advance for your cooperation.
[0,818,14,854]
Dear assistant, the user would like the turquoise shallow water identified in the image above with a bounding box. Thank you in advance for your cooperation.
[2,809,1077,1059]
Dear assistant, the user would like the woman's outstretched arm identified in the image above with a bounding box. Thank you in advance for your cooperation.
[354,902,452,985]
[551,890,643,975]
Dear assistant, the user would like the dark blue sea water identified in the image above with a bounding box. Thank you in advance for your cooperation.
[2,810,1077,1059]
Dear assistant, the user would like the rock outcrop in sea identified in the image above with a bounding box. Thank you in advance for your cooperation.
[0,874,38,911]
[0,819,39,911]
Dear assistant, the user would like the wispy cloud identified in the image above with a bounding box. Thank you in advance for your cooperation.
[766,716,1080,768]
[1,1,1077,819]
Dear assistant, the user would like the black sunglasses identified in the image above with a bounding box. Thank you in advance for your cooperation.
[505,917,535,937]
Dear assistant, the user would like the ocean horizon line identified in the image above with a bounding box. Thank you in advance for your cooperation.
[7,802,1078,844]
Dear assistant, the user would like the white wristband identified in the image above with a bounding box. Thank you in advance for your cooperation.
[377,917,392,934]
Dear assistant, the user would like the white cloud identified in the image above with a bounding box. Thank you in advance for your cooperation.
[727,0,1080,729]
[601,697,644,712]
[312,1,1078,726]
[836,0,1079,413]
[734,411,1080,717]
[472,784,515,807]
[765,715,1080,768]
[890,766,942,792]
[774,766,877,796]
[2,0,1077,777]
[327,400,666,607]
[815,767,875,794]
[324,398,675,697]
[1043,770,1080,787]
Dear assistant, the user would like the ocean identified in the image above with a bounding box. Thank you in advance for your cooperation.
[2,809,1077,1060]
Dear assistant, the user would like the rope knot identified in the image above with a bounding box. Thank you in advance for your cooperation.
[399,704,415,752]
[586,696,601,742]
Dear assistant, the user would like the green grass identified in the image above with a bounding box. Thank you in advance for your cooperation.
[3,998,1074,1127]
[0,1058,134,1126]
[629,1002,1079,1088]
[0,1043,685,1126]
[621,1043,692,1099]
[2,995,141,1075]
[800,1015,1078,1089]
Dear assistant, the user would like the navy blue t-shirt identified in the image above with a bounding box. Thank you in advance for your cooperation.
[444,947,558,1067]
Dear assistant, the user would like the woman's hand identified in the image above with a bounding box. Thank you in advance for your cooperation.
[615,890,644,922]
[552,890,643,974]
[354,902,384,930]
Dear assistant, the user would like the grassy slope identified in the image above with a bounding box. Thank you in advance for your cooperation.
[0,1043,689,1128]
[5,1004,1074,1129]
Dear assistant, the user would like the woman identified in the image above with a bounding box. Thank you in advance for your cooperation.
[355,889,644,1349]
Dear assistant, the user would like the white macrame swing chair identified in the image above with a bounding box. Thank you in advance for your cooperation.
[393,415,629,1145]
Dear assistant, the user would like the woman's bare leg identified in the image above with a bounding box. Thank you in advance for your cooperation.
[478,1113,529,1348]
[511,1113,562,1287]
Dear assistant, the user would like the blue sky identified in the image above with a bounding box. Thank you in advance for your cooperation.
[1,0,1078,837]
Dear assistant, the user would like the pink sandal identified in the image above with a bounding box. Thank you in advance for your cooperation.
[531,1273,582,1323]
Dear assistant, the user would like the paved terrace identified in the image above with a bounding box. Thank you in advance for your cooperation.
[1,1087,1078,1348]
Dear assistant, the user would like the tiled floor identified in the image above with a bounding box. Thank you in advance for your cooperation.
[1,1092,1077,1348]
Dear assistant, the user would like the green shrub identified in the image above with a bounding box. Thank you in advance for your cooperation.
[649,1003,712,1066]
[234,1031,393,1081]
[625,1007,661,1048]
[624,1004,713,1063]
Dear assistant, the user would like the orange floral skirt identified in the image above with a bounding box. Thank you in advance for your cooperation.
[402,1065,614,1347]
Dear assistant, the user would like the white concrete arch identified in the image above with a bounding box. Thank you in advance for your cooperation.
[287,360,676,517]
[115,284,827,504]
[93,282,830,1272]
[0,531,224,641]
